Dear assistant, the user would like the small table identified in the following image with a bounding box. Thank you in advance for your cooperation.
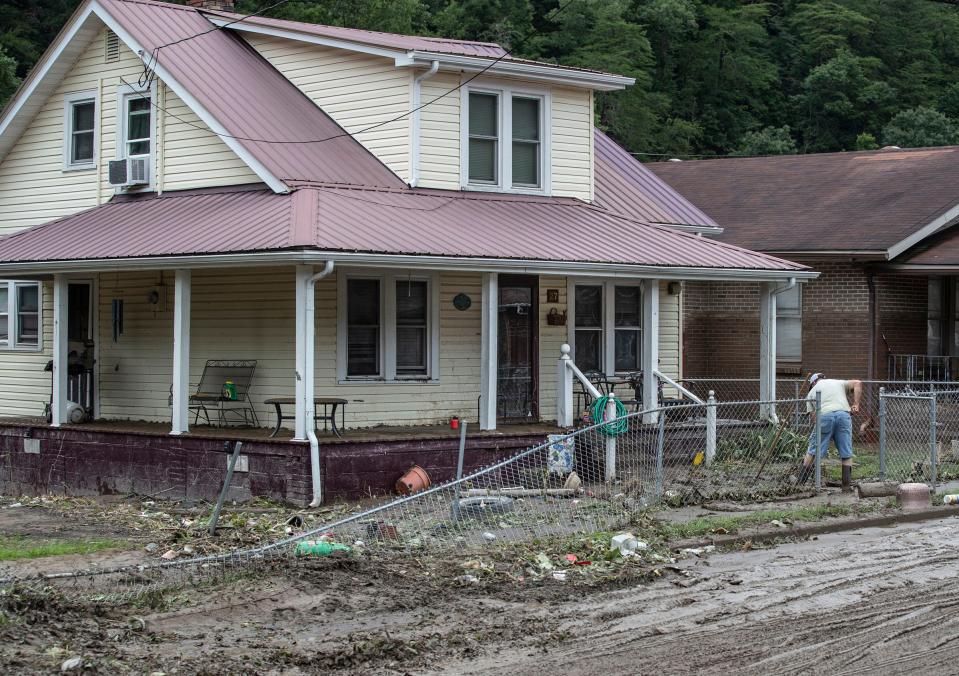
[265,397,348,438]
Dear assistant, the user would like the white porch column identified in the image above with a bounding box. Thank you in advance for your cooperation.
[759,281,777,420]
[50,274,69,426]
[294,265,311,441]
[170,269,191,435]
[479,272,498,430]
[642,279,660,423]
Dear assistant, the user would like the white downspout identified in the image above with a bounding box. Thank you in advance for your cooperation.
[306,260,335,507]
[410,60,439,187]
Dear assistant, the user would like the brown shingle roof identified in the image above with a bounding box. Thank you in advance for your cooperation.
[647,146,959,255]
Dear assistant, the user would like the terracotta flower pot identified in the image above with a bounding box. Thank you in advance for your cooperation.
[396,465,431,495]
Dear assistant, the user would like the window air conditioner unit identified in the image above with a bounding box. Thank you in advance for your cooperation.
[108,157,149,187]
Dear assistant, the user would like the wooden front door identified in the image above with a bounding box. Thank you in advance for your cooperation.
[497,276,538,420]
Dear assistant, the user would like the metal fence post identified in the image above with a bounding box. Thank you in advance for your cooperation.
[878,387,886,480]
[654,409,666,502]
[605,392,617,482]
[930,394,938,488]
[815,390,823,491]
[705,390,717,465]
[792,381,800,429]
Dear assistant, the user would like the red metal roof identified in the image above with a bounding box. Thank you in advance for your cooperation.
[0,185,806,272]
[593,130,718,229]
[102,0,404,189]
[202,9,630,79]
[201,9,509,58]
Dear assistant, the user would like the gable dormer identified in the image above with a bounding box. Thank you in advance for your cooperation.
[217,15,632,201]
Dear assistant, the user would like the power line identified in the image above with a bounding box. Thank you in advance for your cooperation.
[124,0,580,146]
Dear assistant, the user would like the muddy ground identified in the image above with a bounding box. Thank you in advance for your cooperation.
[2,498,958,674]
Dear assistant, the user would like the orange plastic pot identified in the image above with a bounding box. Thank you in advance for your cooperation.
[396,465,431,495]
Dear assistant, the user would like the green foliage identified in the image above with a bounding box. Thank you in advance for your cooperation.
[0,46,18,109]
[881,106,959,148]
[737,126,797,156]
[715,426,807,464]
[855,132,879,150]
[0,535,128,561]
[9,0,959,156]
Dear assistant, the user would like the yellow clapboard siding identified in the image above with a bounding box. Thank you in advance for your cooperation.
[0,270,683,427]
[243,34,411,183]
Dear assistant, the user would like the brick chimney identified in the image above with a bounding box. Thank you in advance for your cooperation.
[187,0,236,12]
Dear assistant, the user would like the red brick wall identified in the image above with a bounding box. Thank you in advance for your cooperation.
[876,274,928,376]
[683,261,929,380]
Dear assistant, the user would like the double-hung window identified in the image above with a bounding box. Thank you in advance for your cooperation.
[339,272,439,381]
[464,84,548,192]
[0,281,42,350]
[123,94,152,159]
[570,281,643,375]
[776,284,802,361]
[63,91,96,170]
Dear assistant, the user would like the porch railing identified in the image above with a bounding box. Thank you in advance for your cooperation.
[888,354,959,382]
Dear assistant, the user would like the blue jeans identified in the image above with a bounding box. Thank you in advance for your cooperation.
[807,411,853,460]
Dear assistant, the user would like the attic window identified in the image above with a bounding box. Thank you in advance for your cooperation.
[463,84,549,194]
[105,31,119,63]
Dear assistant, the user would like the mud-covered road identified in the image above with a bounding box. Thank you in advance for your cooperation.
[448,517,959,675]
[4,512,959,674]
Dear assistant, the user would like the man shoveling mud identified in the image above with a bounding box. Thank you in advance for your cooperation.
[797,373,862,492]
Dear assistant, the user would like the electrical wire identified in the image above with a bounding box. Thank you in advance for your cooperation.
[122,0,580,146]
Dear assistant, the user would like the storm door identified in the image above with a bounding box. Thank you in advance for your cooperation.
[497,276,538,420]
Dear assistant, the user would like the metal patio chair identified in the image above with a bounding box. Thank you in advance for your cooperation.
[188,359,259,427]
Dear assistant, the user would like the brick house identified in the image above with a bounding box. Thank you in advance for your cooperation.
[650,147,959,382]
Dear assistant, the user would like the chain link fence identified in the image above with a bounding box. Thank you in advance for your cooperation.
[878,387,959,485]
[0,396,822,601]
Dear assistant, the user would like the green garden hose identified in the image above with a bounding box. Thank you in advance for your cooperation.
[591,395,629,436]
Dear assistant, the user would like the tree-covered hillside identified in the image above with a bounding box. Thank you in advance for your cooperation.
[3,0,959,158]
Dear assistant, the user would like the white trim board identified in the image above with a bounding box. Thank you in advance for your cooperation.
[0,250,820,281]
[207,18,633,91]
[887,203,959,260]
[0,2,99,165]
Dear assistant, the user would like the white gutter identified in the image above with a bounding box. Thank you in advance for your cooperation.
[407,52,635,91]
[0,251,819,281]
[305,260,335,507]
[410,60,439,188]
[772,276,797,297]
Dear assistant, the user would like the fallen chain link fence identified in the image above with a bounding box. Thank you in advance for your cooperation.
[1,397,824,601]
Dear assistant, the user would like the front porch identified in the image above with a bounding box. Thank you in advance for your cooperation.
[2,261,797,504]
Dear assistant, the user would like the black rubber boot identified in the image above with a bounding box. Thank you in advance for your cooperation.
[841,465,853,493]
[796,463,813,486]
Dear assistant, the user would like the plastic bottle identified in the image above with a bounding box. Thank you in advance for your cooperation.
[943,494,959,505]
[294,540,352,557]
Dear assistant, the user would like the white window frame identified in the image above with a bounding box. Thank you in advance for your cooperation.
[115,81,157,189]
[567,278,645,377]
[460,79,551,195]
[337,269,440,383]
[0,280,43,352]
[776,284,802,362]
[63,90,98,171]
